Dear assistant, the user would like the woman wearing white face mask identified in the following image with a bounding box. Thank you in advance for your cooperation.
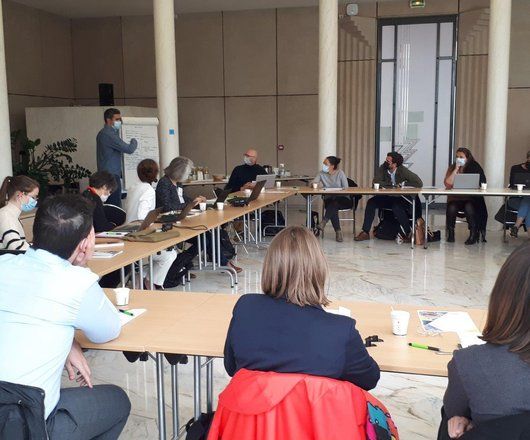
[0,175,39,251]
[81,171,118,233]
[444,147,488,245]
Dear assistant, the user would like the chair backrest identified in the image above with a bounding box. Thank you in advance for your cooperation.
[102,204,127,227]
[208,369,398,440]
[0,381,47,439]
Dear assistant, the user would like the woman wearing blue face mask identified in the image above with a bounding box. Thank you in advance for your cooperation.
[0,175,39,251]
[312,156,352,242]
[81,171,118,233]
[444,147,488,245]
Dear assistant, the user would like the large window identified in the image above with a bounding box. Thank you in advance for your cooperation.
[376,16,457,187]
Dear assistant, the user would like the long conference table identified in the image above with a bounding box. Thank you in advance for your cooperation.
[77,290,487,440]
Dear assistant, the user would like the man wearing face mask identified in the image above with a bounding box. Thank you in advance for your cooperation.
[81,171,118,233]
[225,148,267,193]
[96,108,138,207]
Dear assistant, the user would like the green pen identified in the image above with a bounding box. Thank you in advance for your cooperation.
[408,342,440,352]
[119,309,134,317]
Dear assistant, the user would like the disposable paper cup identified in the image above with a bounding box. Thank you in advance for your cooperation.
[276,181,281,188]
[261,187,265,193]
[481,183,488,190]
[391,310,410,336]
[199,202,206,211]
[311,183,318,190]
[516,184,525,192]
[216,202,224,211]
[244,189,252,197]
[373,183,380,190]
[114,288,130,306]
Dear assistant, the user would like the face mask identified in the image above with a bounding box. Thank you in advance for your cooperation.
[100,194,109,203]
[322,164,330,173]
[113,120,122,130]
[384,162,391,170]
[21,196,37,212]
[243,156,253,166]
[456,158,466,167]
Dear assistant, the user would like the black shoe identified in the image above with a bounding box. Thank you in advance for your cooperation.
[510,226,519,238]
[480,230,487,243]
[447,227,455,243]
[465,229,479,245]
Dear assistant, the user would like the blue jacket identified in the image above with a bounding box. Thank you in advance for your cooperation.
[96,125,138,176]
[224,294,380,391]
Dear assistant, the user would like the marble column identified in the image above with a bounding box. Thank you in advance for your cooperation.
[153,0,179,170]
[0,0,12,181]
[318,0,338,164]
[484,0,511,191]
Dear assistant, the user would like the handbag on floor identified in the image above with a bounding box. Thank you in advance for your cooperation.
[185,412,215,440]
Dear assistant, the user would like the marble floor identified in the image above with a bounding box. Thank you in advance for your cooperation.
[71,206,525,439]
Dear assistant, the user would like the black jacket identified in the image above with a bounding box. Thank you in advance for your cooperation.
[508,163,530,188]
[225,164,267,192]
[81,189,115,233]
[224,294,380,391]
[155,176,190,212]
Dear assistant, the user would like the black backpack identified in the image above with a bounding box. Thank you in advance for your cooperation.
[261,210,285,236]
[374,210,401,240]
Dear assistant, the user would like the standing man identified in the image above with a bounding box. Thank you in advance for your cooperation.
[225,148,267,192]
[96,108,138,207]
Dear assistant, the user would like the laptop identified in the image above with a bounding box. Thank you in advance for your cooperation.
[229,180,267,206]
[256,174,276,189]
[207,189,231,208]
[453,174,480,189]
[513,173,530,188]
[158,201,196,223]
[113,208,162,233]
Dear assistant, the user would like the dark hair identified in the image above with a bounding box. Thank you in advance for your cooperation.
[103,108,120,122]
[89,171,117,192]
[449,147,476,172]
[33,194,94,260]
[137,159,159,184]
[0,175,39,208]
[482,243,530,363]
[386,152,404,167]
[326,156,341,169]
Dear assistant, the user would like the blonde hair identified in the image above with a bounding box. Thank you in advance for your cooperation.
[261,226,330,307]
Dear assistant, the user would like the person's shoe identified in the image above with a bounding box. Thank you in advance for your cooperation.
[316,219,328,232]
[228,261,243,273]
[400,233,412,244]
[510,225,519,238]
[354,230,370,241]
[447,227,455,243]
[335,230,343,242]
[465,229,479,245]
[189,272,197,279]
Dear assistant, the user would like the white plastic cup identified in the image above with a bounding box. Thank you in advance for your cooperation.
[481,183,488,190]
[244,189,252,197]
[373,183,380,190]
[114,287,130,306]
[199,202,206,211]
[276,181,281,188]
[516,184,525,192]
[311,183,318,190]
[216,202,224,211]
[391,310,410,336]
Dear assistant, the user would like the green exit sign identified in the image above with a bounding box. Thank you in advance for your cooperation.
[410,0,426,8]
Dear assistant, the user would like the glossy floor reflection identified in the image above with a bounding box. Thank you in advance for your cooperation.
[70,207,523,439]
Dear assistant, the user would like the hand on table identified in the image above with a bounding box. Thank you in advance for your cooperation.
[241,182,254,190]
[448,416,473,438]
[193,196,207,205]
[65,340,93,388]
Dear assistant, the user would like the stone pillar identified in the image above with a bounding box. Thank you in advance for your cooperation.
[318,0,338,164]
[153,0,179,169]
[0,0,12,181]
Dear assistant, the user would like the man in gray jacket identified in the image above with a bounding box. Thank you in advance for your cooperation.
[96,108,138,207]
[355,152,423,242]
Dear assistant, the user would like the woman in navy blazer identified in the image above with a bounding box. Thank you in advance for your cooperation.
[223,226,380,391]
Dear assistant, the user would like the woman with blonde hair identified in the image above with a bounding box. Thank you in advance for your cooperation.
[223,226,380,390]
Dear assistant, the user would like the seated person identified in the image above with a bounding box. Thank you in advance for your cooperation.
[444,147,487,245]
[225,148,267,192]
[509,150,530,238]
[224,226,380,391]
[81,171,118,233]
[508,150,530,189]
[0,175,39,251]
[0,194,130,439]
[440,242,530,439]
[355,152,423,242]
[157,156,242,274]
[313,156,351,243]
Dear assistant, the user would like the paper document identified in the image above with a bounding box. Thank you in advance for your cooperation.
[325,306,351,317]
[96,231,129,238]
[457,330,486,348]
[91,250,123,259]
[418,310,479,333]
[118,308,146,326]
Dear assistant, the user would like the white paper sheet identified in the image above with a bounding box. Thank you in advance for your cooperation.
[118,308,146,326]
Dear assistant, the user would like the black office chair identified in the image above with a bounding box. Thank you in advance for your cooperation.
[103,204,127,227]
[320,177,361,236]
[0,380,47,439]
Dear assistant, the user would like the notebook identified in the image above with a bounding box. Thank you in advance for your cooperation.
[91,250,123,259]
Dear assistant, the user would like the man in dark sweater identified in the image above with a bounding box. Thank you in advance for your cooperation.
[225,149,267,192]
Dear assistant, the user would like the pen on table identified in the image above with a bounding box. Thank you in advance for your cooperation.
[119,309,134,317]
[408,342,440,352]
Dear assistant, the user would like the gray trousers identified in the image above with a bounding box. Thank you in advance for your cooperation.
[46,385,131,440]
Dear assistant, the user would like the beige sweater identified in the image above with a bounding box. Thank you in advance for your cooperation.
[0,202,29,251]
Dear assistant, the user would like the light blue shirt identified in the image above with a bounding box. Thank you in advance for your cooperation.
[388,170,397,186]
[0,248,120,418]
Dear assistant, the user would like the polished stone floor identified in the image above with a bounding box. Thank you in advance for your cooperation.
[71,206,524,439]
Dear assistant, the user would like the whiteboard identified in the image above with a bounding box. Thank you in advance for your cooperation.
[120,117,159,190]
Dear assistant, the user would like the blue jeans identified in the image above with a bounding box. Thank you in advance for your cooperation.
[518,198,530,225]
[46,385,130,440]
